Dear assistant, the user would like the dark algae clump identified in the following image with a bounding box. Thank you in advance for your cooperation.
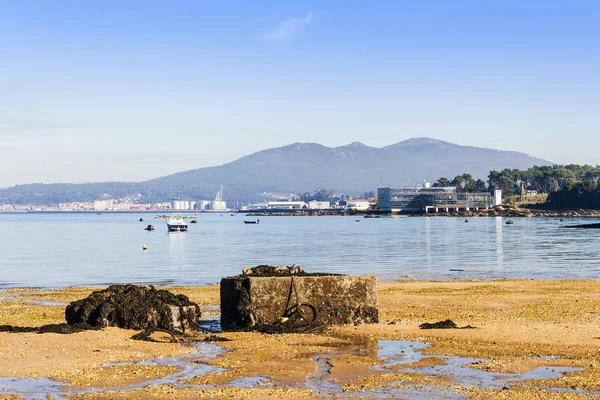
[419,319,476,329]
[65,284,202,333]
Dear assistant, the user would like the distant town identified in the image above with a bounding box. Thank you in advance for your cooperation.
[0,196,374,213]
[0,184,377,213]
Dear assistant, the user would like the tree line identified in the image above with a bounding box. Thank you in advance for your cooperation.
[295,189,375,203]
[433,165,599,194]
[432,165,600,209]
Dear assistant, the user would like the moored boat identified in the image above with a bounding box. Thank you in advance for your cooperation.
[166,216,188,232]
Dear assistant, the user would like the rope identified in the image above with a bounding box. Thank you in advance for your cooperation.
[282,275,318,325]
[132,328,180,343]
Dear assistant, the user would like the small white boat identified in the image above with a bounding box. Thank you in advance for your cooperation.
[166,216,188,232]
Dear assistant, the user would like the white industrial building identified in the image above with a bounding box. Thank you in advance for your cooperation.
[308,201,330,209]
[267,201,307,210]
[346,200,371,210]
[94,200,114,211]
[173,186,228,211]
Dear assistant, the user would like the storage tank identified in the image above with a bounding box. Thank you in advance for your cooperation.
[209,201,227,210]
[182,201,190,210]
[172,200,184,210]
[198,200,209,210]
[189,201,196,210]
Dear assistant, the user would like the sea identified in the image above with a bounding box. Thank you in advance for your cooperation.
[1,212,600,288]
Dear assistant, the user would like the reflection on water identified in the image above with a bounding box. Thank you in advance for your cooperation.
[496,216,503,266]
[0,213,600,287]
[424,216,432,270]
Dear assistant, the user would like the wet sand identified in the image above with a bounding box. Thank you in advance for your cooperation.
[1,280,600,399]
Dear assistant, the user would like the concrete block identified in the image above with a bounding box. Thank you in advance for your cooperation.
[220,274,378,331]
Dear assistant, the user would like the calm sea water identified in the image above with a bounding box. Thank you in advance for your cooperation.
[1,212,600,288]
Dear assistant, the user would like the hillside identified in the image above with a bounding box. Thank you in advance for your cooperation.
[0,138,551,204]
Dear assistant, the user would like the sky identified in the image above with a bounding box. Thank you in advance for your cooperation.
[1,0,599,188]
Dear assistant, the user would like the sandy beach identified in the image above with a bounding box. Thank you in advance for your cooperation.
[2,279,600,399]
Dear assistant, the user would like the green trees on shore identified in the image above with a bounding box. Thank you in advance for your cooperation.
[547,180,600,209]
[487,165,600,194]
[432,174,486,193]
[434,165,600,209]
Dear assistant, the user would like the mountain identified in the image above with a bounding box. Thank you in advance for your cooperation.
[0,138,551,205]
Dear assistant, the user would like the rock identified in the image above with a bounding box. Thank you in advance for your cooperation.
[419,319,477,329]
[241,264,305,277]
[419,319,458,329]
[65,284,201,333]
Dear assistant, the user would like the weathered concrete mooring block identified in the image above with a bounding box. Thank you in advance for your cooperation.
[220,270,378,331]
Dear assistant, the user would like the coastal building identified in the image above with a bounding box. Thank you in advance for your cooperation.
[112,201,132,211]
[378,185,492,213]
[308,201,330,209]
[242,203,268,211]
[266,201,307,210]
[493,190,502,206]
[94,200,114,211]
[346,200,370,210]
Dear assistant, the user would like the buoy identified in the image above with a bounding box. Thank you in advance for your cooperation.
[465,219,469,223]
[143,245,147,251]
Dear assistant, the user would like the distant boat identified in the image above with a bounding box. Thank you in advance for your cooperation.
[166,216,188,232]
[505,220,514,225]
[244,219,260,224]
[144,224,155,231]
[190,219,198,224]
[139,217,144,222]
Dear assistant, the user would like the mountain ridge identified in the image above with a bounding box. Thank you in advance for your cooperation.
[0,137,552,204]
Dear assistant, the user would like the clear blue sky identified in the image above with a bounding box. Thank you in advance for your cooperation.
[1,1,599,188]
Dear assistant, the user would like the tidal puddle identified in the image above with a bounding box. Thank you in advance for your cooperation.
[0,289,68,306]
[0,377,66,400]
[0,337,595,399]
[199,313,222,332]
[225,376,273,388]
[376,340,583,390]
[0,342,223,400]
[301,340,592,399]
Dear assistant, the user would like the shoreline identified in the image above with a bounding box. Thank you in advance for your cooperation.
[3,207,600,218]
[246,207,600,218]
[2,279,600,398]
[4,272,600,292]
